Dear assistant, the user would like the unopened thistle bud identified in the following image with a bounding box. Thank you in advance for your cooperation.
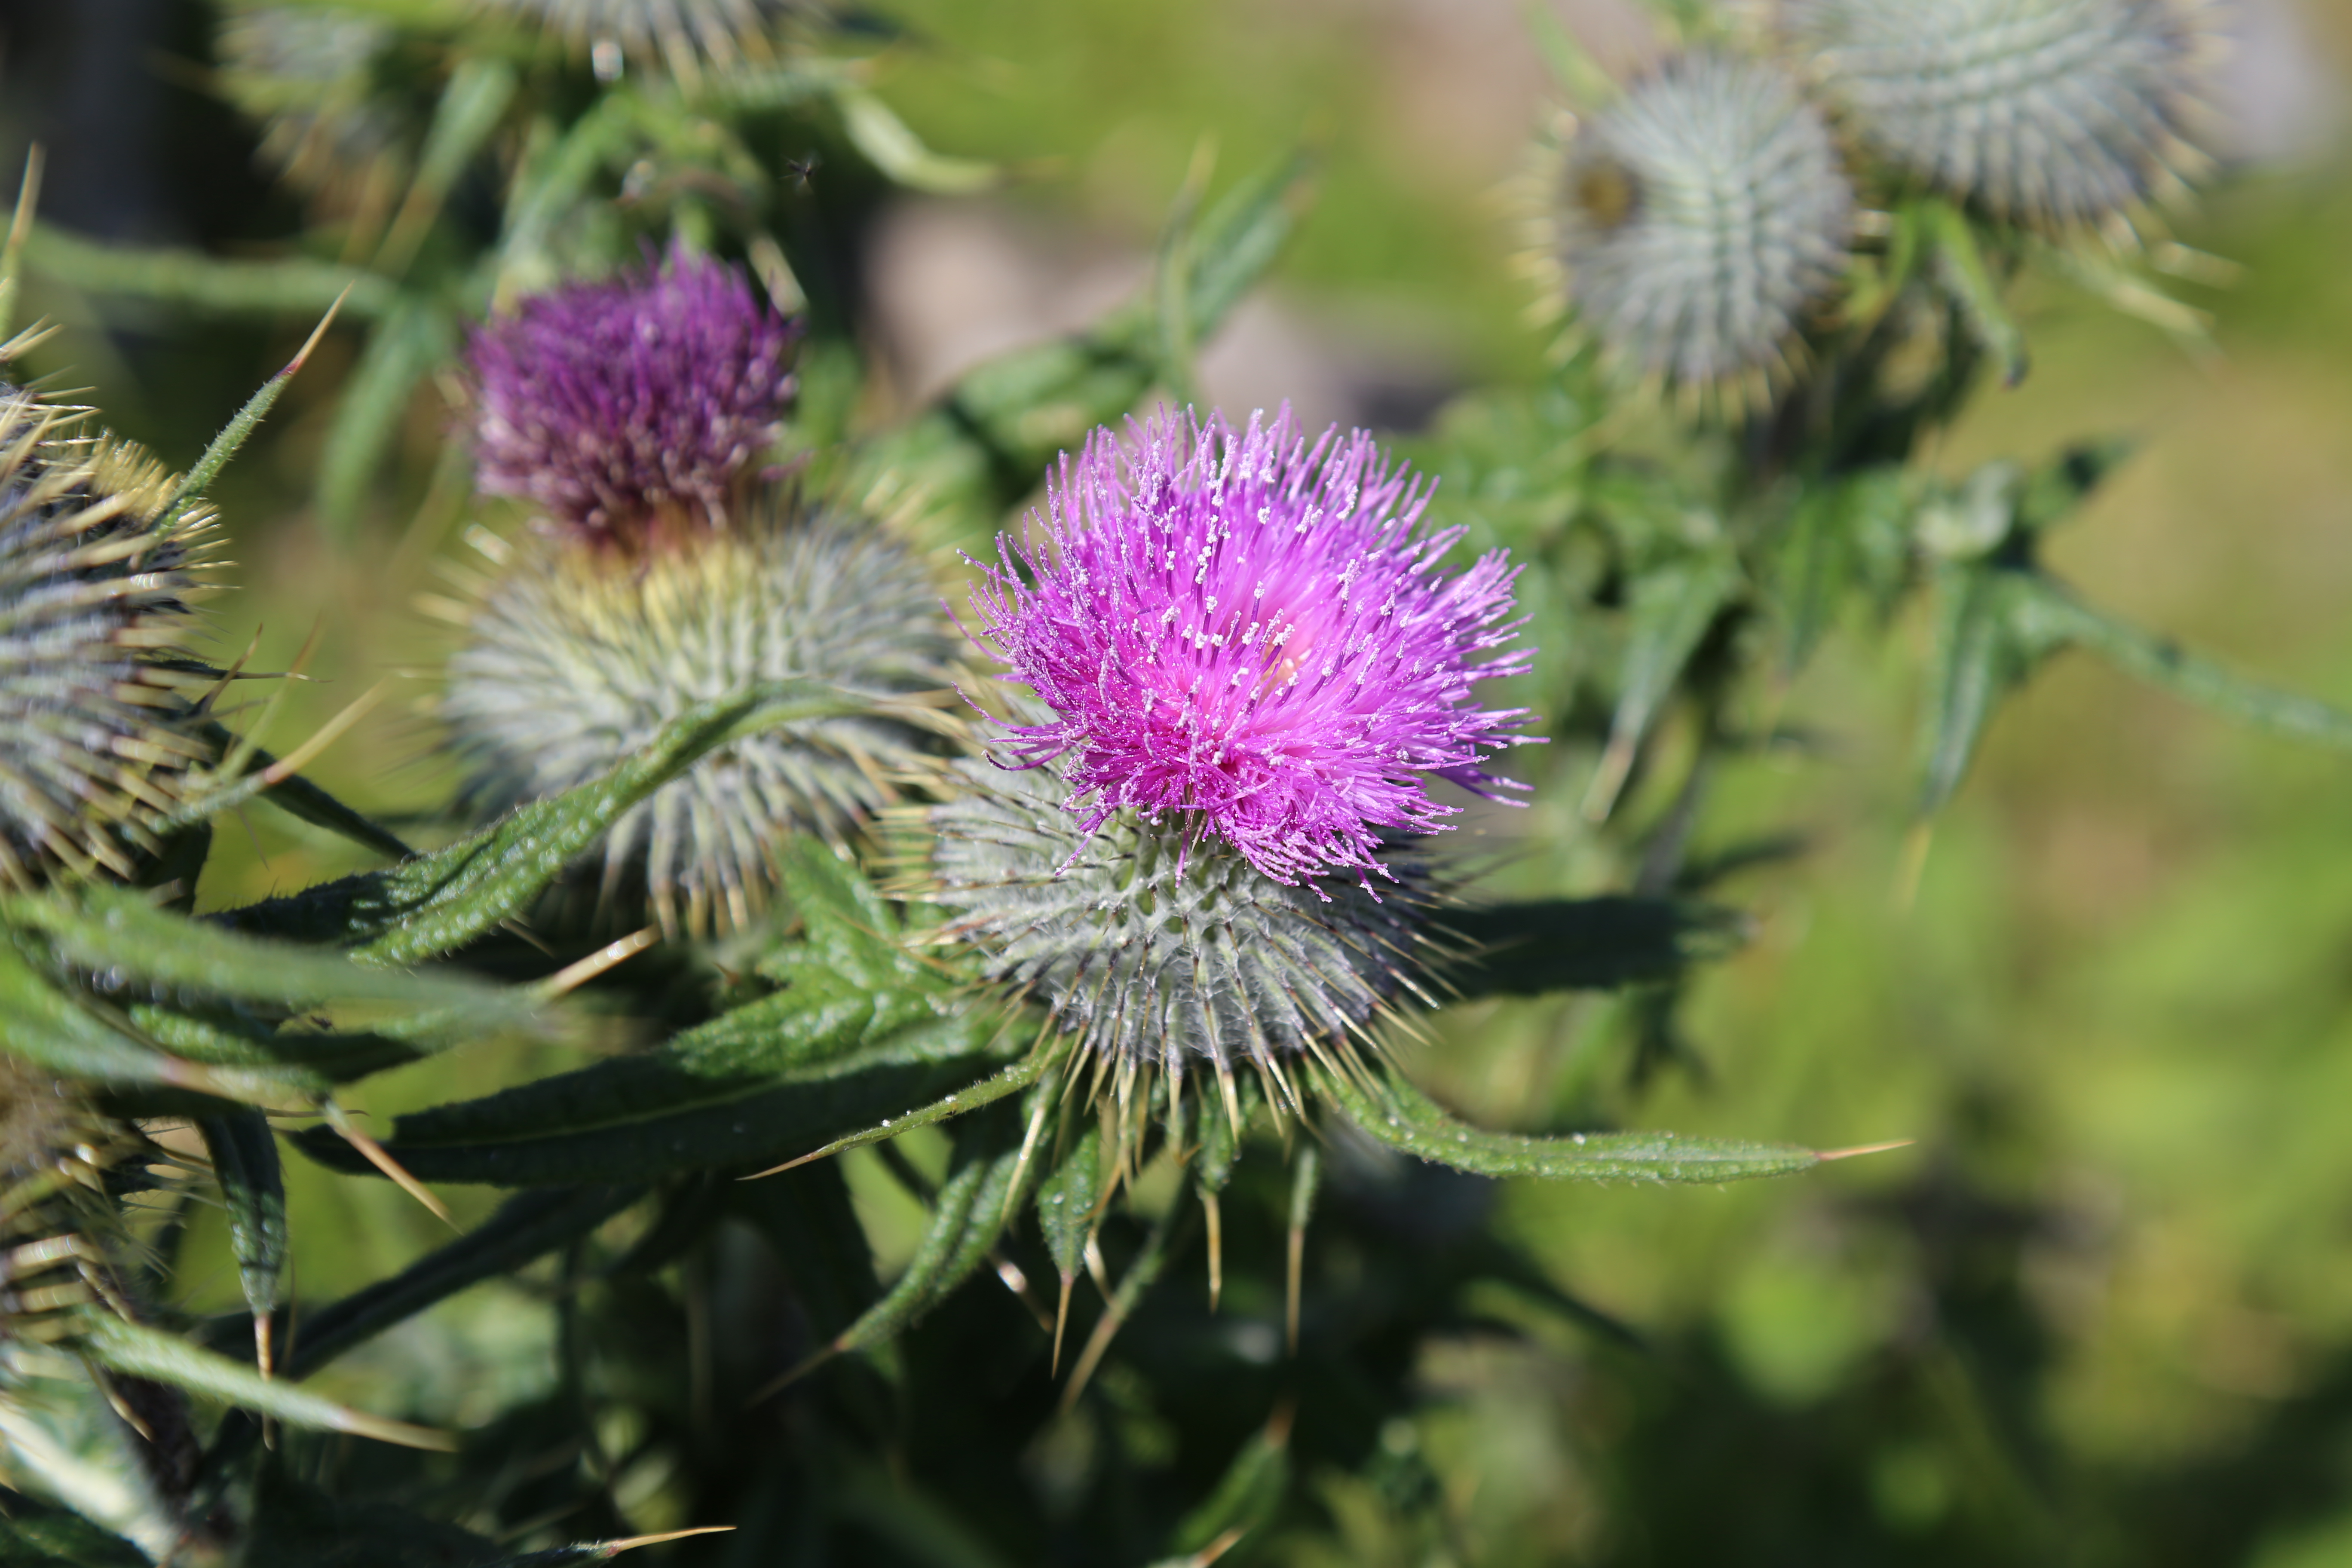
[0,389,214,891]
[930,407,1531,1090]
[475,0,798,81]
[214,3,401,200]
[466,248,799,545]
[442,496,952,937]
[1546,52,1854,404]
[1788,0,2215,228]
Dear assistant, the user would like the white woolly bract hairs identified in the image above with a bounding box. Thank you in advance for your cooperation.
[1785,0,2221,234]
[437,490,956,939]
[0,389,218,891]
[1515,49,1858,420]
[913,752,1441,1131]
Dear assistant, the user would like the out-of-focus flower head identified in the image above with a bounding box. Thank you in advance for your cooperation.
[1788,0,2217,230]
[0,387,214,891]
[475,0,802,84]
[964,405,1532,898]
[1544,51,1855,407]
[466,247,799,545]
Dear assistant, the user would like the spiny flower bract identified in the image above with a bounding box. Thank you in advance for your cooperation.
[476,0,799,81]
[441,493,952,937]
[0,389,214,891]
[1547,51,1854,402]
[466,248,798,543]
[965,406,1531,895]
[1789,0,2215,228]
[924,753,1429,1085]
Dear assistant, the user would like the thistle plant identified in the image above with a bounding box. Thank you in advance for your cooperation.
[1540,50,1855,404]
[12,0,2352,1563]
[1788,0,2216,230]
[444,250,951,934]
[0,386,214,890]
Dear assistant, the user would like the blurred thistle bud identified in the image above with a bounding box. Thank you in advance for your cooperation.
[214,4,402,204]
[475,0,802,83]
[0,388,215,891]
[1543,52,1855,409]
[441,492,952,937]
[0,1057,150,1345]
[466,248,800,546]
[1788,0,2217,230]
[929,406,1531,1099]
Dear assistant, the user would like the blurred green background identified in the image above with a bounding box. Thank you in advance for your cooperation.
[10,0,2352,1560]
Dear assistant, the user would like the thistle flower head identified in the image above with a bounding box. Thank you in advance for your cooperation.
[1547,51,1854,401]
[441,490,951,937]
[466,248,799,544]
[476,0,799,81]
[964,406,1532,896]
[0,1056,146,1342]
[0,389,214,891]
[924,754,1427,1087]
[1788,0,2215,228]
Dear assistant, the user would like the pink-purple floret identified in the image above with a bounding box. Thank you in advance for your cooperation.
[467,248,799,539]
[968,406,1535,896]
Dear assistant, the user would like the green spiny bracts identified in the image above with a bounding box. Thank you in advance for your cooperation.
[1788,0,2216,230]
[922,752,1433,1118]
[475,0,801,82]
[0,389,217,891]
[1541,51,1854,409]
[441,491,952,937]
[0,1056,148,1344]
[213,3,403,203]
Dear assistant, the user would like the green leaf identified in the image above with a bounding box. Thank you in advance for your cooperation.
[1321,1063,1821,1184]
[1036,1124,1101,1285]
[1439,896,1749,998]
[216,684,872,961]
[830,1112,1032,1359]
[22,223,396,318]
[199,1111,287,1370]
[1163,1418,1292,1561]
[75,1312,449,1448]
[835,86,995,194]
[278,1185,641,1381]
[1768,466,1914,669]
[6,884,508,1017]
[0,1497,150,1568]
[1584,541,1743,819]
[1914,560,2049,818]
[1920,199,2027,388]
[187,720,415,860]
[315,297,456,533]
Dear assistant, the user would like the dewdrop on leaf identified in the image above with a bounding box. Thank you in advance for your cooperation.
[1547,52,1855,406]
[0,387,216,891]
[1788,0,2216,230]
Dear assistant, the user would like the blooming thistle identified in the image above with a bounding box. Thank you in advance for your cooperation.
[0,387,215,891]
[927,407,1531,1116]
[1787,0,2217,231]
[475,0,799,83]
[441,494,953,938]
[466,247,799,545]
[1534,51,1855,410]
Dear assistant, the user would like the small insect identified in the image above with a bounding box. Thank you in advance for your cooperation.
[783,151,821,191]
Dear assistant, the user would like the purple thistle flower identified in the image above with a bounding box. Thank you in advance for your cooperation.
[966,405,1534,894]
[466,247,799,542]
